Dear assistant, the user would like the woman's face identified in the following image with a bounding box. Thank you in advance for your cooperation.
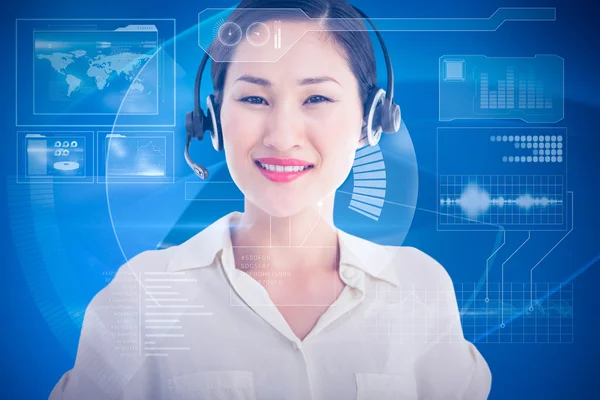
[219,20,364,218]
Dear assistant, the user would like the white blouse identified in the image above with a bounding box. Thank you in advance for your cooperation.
[50,211,491,400]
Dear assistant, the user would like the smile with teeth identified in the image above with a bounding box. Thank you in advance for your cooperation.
[256,161,313,172]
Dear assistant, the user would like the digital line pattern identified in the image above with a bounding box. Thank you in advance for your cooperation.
[459,282,573,343]
[364,282,573,344]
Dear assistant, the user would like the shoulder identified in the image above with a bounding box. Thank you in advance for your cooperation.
[394,246,454,290]
[112,246,178,278]
[395,246,453,286]
[92,246,178,305]
[338,229,454,291]
[380,242,455,292]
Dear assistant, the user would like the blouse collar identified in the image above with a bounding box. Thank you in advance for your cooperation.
[166,211,400,287]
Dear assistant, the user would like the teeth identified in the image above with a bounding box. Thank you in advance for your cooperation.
[258,162,311,173]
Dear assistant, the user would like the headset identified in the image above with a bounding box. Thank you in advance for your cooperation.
[185,6,401,180]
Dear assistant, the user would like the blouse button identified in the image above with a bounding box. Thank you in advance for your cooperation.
[292,342,300,351]
[342,266,357,280]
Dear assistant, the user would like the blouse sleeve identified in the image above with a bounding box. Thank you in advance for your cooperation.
[407,247,492,400]
[48,251,165,400]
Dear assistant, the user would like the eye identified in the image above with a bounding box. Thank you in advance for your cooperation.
[239,96,269,105]
[304,95,332,105]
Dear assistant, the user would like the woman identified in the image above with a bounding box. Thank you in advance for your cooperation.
[50,0,491,399]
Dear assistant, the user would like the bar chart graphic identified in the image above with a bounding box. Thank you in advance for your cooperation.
[479,67,553,110]
[440,55,564,123]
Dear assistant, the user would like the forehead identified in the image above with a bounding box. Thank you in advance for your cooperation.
[225,20,355,86]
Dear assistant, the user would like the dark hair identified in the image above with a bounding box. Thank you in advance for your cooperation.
[208,0,377,112]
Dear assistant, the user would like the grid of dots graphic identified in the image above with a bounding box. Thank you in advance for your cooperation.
[490,134,564,163]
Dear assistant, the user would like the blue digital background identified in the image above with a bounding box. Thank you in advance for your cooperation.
[1,0,599,399]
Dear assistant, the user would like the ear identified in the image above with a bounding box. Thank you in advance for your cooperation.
[357,133,369,149]
[357,118,369,148]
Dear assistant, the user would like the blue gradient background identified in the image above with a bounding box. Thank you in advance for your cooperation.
[1,0,599,399]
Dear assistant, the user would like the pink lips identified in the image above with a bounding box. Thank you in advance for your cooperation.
[255,157,314,183]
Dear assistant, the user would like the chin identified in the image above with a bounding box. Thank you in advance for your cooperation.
[233,167,342,217]
[251,195,311,218]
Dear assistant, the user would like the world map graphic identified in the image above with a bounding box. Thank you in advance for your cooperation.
[36,50,151,98]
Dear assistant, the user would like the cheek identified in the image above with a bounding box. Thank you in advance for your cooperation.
[315,111,362,169]
[221,106,261,156]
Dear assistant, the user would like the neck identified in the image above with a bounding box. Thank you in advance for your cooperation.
[230,196,339,274]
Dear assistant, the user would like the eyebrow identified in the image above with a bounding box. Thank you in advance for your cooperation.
[235,75,341,87]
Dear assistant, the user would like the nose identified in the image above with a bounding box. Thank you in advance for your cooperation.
[262,101,306,152]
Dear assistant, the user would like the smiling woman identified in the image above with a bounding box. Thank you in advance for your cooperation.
[221,17,366,219]
[49,0,491,399]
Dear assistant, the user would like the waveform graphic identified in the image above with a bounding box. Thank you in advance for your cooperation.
[438,175,565,227]
[461,299,573,318]
[441,183,562,217]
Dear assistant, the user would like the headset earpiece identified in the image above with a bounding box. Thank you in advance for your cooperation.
[185,109,204,141]
[362,86,402,147]
[381,97,401,134]
[205,94,223,152]
[363,87,385,146]
[185,94,223,151]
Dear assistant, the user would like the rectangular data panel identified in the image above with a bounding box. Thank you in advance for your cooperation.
[458,282,573,344]
[97,131,174,183]
[439,55,563,123]
[437,127,567,231]
[17,131,94,183]
[16,19,175,126]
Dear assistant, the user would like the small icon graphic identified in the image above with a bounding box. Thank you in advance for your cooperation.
[217,22,242,47]
[273,20,281,49]
[246,22,270,47]
[20,132,88,181]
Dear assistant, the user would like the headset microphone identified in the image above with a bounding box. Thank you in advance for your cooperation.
[185,6,401,179]
[184,132,209,179]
